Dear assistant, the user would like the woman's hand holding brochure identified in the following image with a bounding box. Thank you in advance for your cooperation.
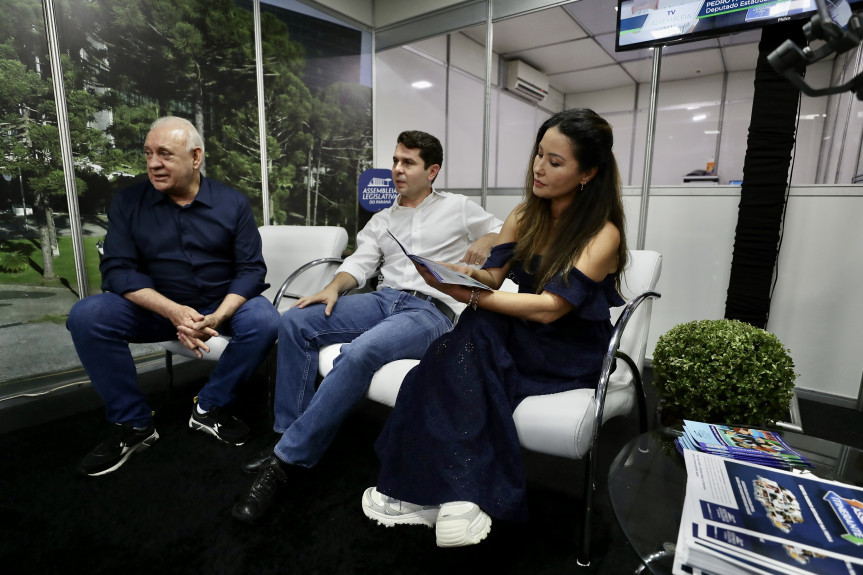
[387,229,492,290]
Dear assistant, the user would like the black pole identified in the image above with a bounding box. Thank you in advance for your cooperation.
[724,20,808,328]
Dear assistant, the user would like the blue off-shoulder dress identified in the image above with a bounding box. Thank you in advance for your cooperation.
[374,242,625,521]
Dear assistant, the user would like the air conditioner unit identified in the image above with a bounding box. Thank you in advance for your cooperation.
[505,60,549,102]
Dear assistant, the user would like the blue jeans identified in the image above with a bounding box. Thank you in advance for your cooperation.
[273,288,452,467]
[66,292,279,427]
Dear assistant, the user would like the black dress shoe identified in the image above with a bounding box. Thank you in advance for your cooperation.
[242,445,277,474]
[233,456,287,524]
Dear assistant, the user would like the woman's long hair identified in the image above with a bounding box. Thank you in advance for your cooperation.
[513,108,628,292]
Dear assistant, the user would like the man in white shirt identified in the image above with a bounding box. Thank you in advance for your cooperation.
[233,130,502,524]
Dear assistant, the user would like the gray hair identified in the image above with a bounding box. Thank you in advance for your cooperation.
[149,116,205,154]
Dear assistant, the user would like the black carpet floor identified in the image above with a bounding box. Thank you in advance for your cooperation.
[0,370,859,575]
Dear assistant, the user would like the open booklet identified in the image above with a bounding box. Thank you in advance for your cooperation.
[386,229,492,290]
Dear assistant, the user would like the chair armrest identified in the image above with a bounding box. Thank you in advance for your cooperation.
[272,257,344,308]
[593,289,661,426]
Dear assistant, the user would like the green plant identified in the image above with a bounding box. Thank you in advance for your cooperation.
[652,319,797,426]
[0,247,29,273]
[0,236,103,294]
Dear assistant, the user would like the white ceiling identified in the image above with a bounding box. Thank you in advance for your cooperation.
[462,0,764,94]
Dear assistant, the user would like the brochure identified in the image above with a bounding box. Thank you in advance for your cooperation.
[678,495,862,575]
[676,434,800,471]
[386,229,492,290]
[672,449,863,575]
[679,420,813,469]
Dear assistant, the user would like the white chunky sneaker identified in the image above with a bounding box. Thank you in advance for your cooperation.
[361,487,439,528]
[435,501,492,547]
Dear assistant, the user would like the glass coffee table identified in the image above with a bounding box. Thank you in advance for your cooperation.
[607,429,863,574]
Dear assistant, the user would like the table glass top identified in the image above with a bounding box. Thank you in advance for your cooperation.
[607,429,863,575]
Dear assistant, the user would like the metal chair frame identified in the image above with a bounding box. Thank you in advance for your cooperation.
[578,289,661,566]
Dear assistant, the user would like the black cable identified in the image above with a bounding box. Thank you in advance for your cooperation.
[765,93,802,329]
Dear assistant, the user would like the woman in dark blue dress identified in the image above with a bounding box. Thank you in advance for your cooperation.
[362,108,628,547]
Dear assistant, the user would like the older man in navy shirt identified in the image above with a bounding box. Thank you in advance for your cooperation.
[67,116,279,477]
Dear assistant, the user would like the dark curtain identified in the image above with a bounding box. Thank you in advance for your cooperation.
[724,21,808,328]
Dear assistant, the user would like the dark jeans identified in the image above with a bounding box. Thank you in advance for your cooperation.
[67,292,279,427]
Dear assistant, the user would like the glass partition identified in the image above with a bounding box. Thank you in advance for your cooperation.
[260,0,373,242]
[0,0,371,396]
[0,1,77,389]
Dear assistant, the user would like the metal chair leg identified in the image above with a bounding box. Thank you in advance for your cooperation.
[165,350,174,403]
[617,351,648,434]
[578,450,595,567]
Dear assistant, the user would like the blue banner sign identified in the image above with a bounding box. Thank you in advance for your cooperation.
[358,168,397,212]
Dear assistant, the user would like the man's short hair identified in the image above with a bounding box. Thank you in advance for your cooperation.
[150,116,205,154]
[397,130,443,171]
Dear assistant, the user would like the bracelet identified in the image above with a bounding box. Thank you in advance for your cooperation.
[468,288,479,311]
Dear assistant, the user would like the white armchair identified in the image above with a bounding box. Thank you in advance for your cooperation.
[161,225,348,393]
[318,249,662,565]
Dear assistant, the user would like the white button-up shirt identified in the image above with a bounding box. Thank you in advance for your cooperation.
[336,188,503,313]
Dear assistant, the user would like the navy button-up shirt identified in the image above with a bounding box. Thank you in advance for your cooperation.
[100,176,268,310]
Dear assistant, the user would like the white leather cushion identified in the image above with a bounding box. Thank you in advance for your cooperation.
[367,360,419,406]
[513,388,596,460]
[318,343,342,374]
[319,343,419,407]
[512,380,634,460]
[161,336,231,360]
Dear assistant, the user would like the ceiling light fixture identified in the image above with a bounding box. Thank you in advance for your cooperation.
[411,81,432,89]
[692,114,707,122]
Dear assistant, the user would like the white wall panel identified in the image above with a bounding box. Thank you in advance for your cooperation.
[407,36,448,62]
[374,49,447,171]
[641,190,738,355]
[631,91,650,188]
[567,86,637,184]
[715,70,753,184]
[495,92,539,187]
[838,97,863,184]
[541,86,565,114]
[567,85,637,114]
[603,111,635,187]
[485,194,520,221]
[636,186,863,402]
[488,89,500,187]
[622,193,641,257]
[817,54,863,184]
[450,30,495,82]
[796,60,832,184]
[766,190,863,399]
[651,75,723,184]
[446,70,485,188]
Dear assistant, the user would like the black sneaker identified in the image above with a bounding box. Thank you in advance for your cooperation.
[78,422,159,477]
[189,405,250,446]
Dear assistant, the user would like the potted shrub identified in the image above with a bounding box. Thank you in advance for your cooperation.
[652,319,797,427]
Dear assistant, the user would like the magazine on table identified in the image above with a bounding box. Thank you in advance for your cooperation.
[677,420,813,469]
[672,449,863,575]
[676,492,862,575]
[386,229,492,290]
[676,434,800,471]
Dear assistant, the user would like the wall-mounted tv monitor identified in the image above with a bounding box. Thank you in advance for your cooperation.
[616,0,862,52]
